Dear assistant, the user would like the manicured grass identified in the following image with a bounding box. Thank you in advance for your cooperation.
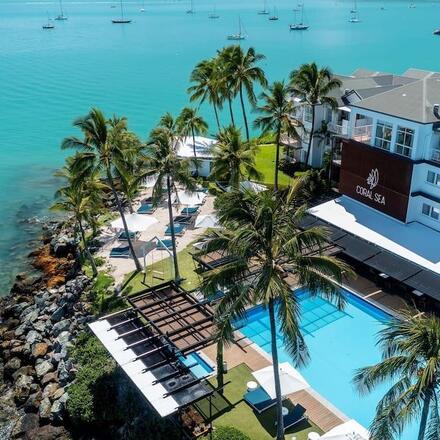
[255,144,292,188]
[122,243,201,295]
[197,364,322,440]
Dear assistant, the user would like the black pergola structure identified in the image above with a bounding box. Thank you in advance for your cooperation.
[89,281,227,439]
[300,213,440,305]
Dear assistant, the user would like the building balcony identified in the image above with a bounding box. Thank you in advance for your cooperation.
[328,122,349,137]
[352,125,373,144]
[431,148,440,163]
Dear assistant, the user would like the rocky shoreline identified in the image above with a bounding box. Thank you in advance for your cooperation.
[0,220,94,440]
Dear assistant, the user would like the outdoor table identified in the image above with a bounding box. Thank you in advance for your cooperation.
[282,406,289,416]
[307,432,320,440]
[246,381,258,392]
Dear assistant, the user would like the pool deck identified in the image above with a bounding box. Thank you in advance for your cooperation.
[201,336,347,433]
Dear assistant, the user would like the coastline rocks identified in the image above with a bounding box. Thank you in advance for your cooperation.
[35,361,54,378]
[32,343,48,358]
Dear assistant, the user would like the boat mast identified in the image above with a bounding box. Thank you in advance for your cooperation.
[120,0,124,20]
[59,0,64,16]
[301,3,304,24]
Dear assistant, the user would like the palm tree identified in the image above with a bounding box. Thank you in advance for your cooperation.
[354,311,440,440]
[52,157,107,277]
[223,45,267,142]
[188,58,223,131]
[144,114,196,281]
[199,180,351,439]
[62,108,143,272]
[177,107,209,175]
[289,63,341,167]
[217,46,239,127]
[210,125,261,189]
[254,80,299,192]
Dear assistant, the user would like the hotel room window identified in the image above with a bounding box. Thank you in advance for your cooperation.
[303,105,313,123]
[422,203,440,220]
[427,170,440,186]
[374,121,392,150]
[395,126,414,157]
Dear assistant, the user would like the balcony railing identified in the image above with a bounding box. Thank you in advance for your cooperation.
[328,122,349,136]
[431,148,440,163]
[352,125,373,144]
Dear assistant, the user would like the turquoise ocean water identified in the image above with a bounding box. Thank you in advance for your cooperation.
[1,0,440,292]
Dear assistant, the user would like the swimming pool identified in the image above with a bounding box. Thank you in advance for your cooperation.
[237,288,418,440]
[181,352,215,379]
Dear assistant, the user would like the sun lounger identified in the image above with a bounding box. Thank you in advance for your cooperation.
[278,404,307,432]
[173,215,193,224]
[137,203,156,214]
[164,223,186,236]
[110,246,131,258]
[244,387,277,414]
[156,239,173,251]
[117,231,139,241]
[181,206,199,215]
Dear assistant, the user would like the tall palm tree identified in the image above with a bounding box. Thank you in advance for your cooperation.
[210,125,261,189]
[199,180,351,439]
[217,46,238,127]
[177,107,209,175]
[188,58,223,132]
[144,114,196,281]
[354,311,440,440]
[289,62,341,167]
[62,108,143,272]
[52,157,107,277]
[254,80,299,192]
[223,45,267,142]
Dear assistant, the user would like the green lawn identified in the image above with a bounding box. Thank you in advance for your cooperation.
[197,364,322,440]
[122,243,201,295]
[255,144,292,188]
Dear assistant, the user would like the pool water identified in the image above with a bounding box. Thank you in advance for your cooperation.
[181,352,214,379]
[238,288,418,440]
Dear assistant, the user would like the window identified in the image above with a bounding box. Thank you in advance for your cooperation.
[374,121,393,150]
[304,105,313,123]
[427,170,440,186]
[422,203,440,221]
[395,126,414,157]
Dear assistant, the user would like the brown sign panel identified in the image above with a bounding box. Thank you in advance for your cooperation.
[339,140,413,221]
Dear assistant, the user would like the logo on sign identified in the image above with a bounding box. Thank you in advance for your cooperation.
[366,168,379,190]
[355,168,385,205]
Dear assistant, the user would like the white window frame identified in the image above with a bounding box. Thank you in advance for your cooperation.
[395,126,414,158]
[422,202,440,221]
[427,170,440,187]
[374,121,393,151]
[303,105,313,123]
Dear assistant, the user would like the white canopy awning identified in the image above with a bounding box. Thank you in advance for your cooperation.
[111,213,158,232]
[228,180,267,193]
[194,214,220,229]
[141,174,159,189]
[338,106,352,113]
[252,362,310,399]
[174,190,206,206]
[320,419,369,440]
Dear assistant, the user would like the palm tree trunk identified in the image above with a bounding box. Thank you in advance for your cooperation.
[239,84,250,142]
[268,298,284,440]
[304,104,315,167]
[128,199,134,214]
[274,124,281,192]
[78,218,97,277]
[191,128,199,175]
[106,169,142,272]
[228,97,235,127]
[213,103,221,132]
[216,340,224,395]
[166,174,181,282]
[418,388,433,440]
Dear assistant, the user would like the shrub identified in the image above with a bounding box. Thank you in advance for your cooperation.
[213,426,251,440]
[87,272,125,314]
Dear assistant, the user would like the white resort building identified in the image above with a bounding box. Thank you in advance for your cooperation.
[296,68,440,303]
[176,135,217,178]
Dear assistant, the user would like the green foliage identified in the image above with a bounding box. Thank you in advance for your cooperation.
[295,169,328,198]
[213,426,251,440]
[87,272,125,314]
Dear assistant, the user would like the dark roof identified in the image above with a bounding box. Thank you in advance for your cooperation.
[404,270,440,301]
[363,251,422,281]
[334,234,379,261]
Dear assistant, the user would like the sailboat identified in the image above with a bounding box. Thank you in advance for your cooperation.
[112,0,131,23]
[140,0,145,12]
[269,6,279,20]
[209,5,219,18]
[186,0,195,14]
[290,4,308,30]
[42,12,55,29]
[227,17,246,40]
[258,0,270,14]
[55,0,67,20]
[349,0,360,22]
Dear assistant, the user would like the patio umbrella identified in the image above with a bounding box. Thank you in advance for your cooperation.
[320,419,369,440]
[175,190,206,206]
[227,180,267,193]
[111,213,158,232]
[194,214,220,229]
[252,362,310,399]
[141,174,158,188]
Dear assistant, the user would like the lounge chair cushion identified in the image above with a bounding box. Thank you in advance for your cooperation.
[244,387,277,414]
[156,239,173,250]
[181,206,199,215]
[282,404,307,431]
[110,246,130,258]
[118,231,137,240]
[164,224,186,236]
[137,203,154,214]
